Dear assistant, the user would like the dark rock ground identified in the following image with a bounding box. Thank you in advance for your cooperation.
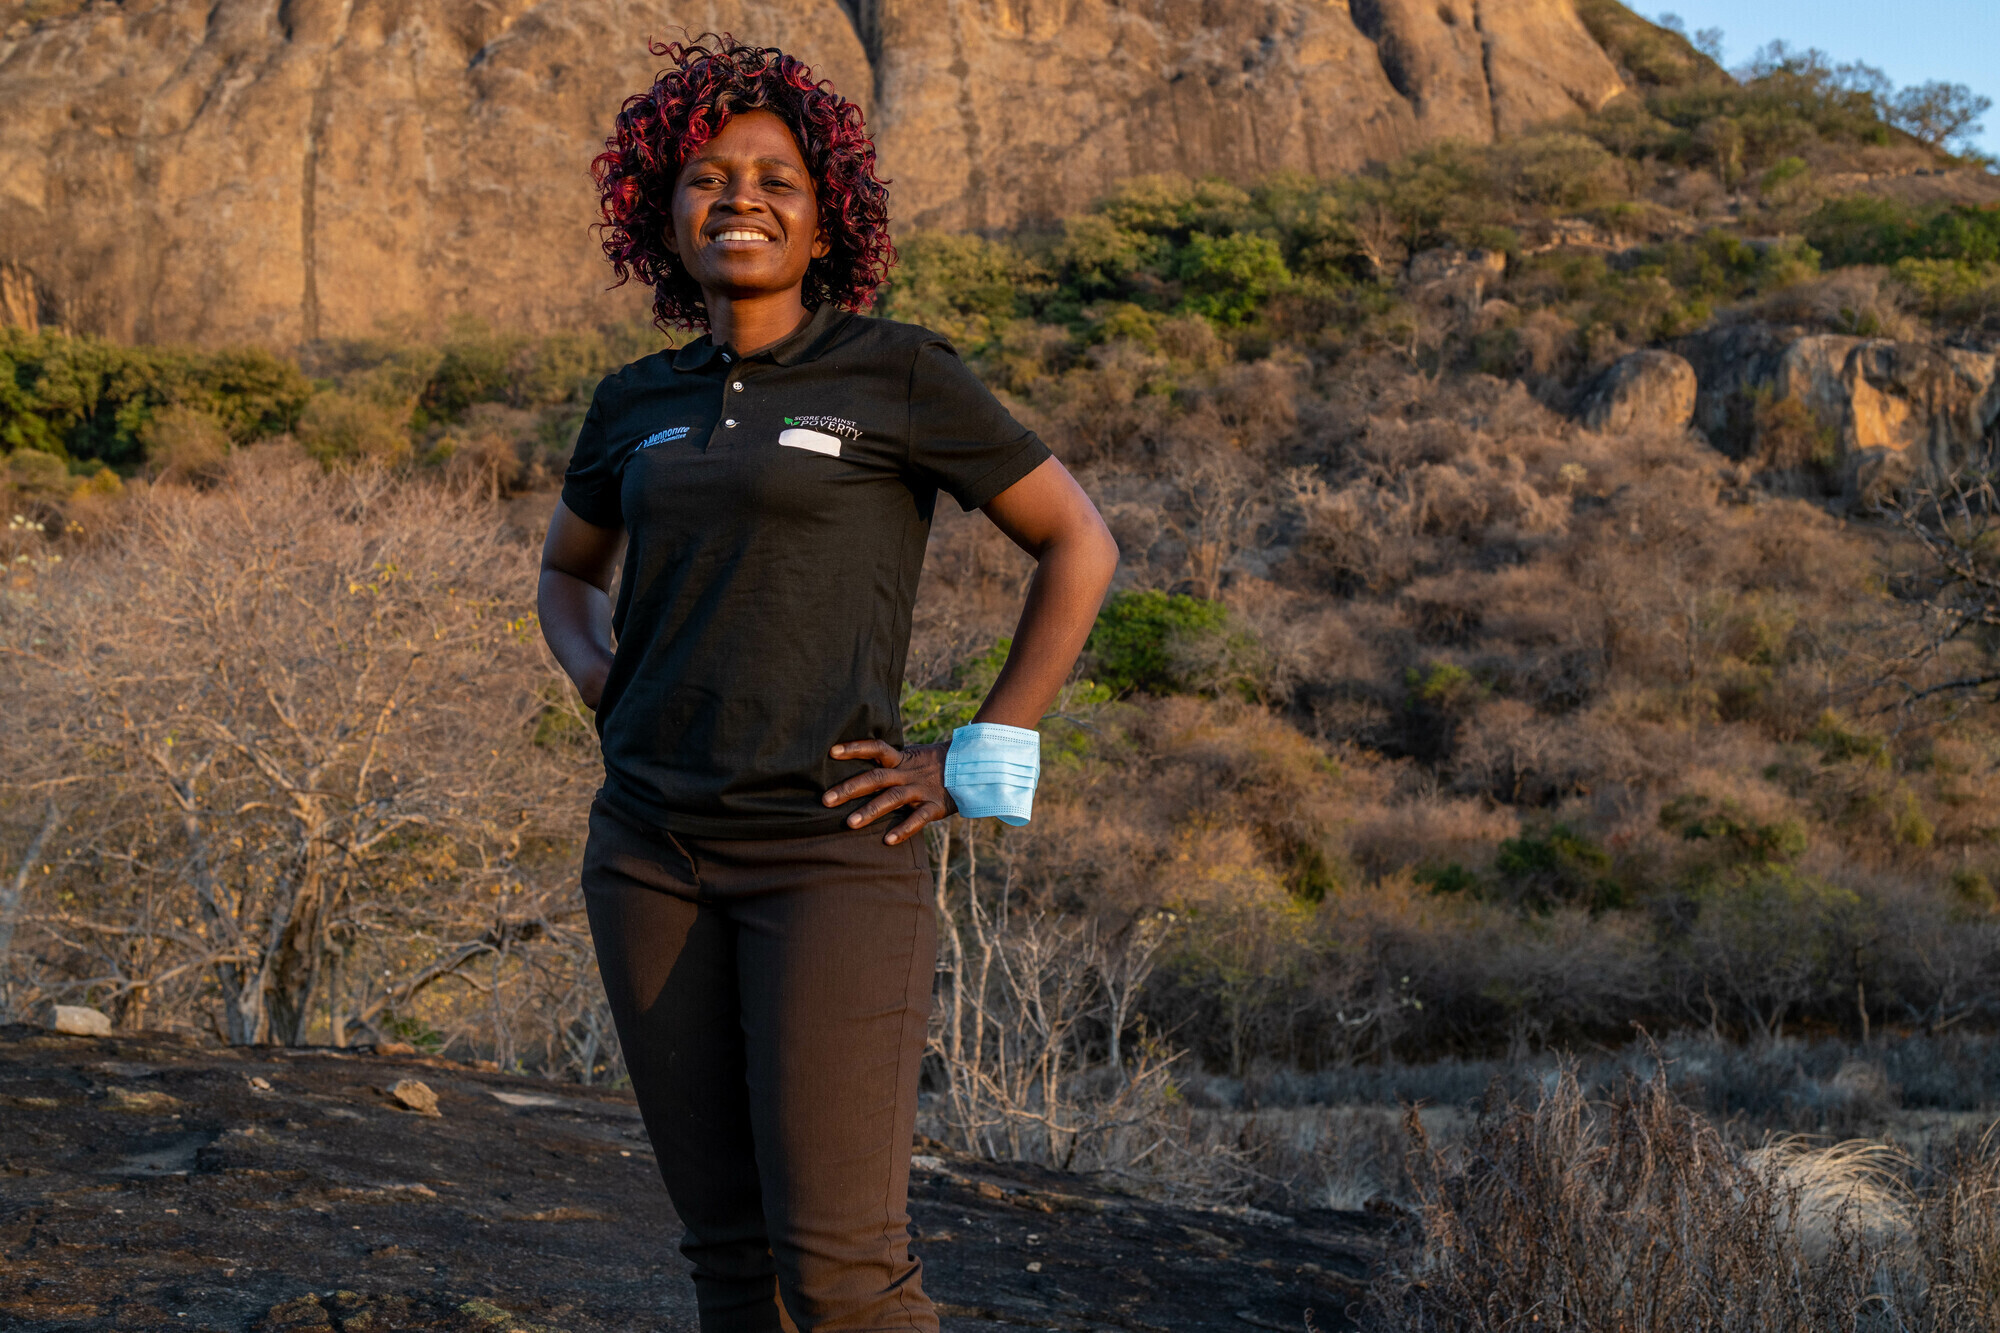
[0,1029,1387,1332]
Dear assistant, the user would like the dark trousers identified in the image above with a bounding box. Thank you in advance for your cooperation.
[581,797,940,1333]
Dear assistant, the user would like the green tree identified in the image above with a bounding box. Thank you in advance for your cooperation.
[1174,233,1290,325]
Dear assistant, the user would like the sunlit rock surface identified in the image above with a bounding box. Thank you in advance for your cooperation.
[0,0,1625,344]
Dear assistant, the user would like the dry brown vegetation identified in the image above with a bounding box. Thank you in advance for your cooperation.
[1,447,611,1072]
[1361,1057,2000,1331]
[915,347,2000,1076]
[5,342,1998,1122]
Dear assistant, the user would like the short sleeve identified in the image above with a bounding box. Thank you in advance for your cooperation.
[559,378,624,529]
[906,338,1053,511]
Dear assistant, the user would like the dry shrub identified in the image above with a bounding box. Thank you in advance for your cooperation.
[1747,1136,1912,1254]
[1312,875,1661,1061]
[1346,796,1514,881]
[1749,265,1922,340]
[294,389,412,465]
[1149,820,1316,1076]
[1172,1102,1455,1210]
[4,447,70,500]
[1012,341,1181,470]
[920,815,1222,1194]
[1366,1062,1878,1331]
[140,405,231,484]
[1899,1126,2000,1329]
[1222,579,1376,706]
[1,449,606,1070]
[1367,1062,2000,1331]
[431,402,536,499]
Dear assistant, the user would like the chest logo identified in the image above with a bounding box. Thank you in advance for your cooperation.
[782,415,861,440]
[638,426,692,448]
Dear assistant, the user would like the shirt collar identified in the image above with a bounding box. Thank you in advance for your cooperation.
[671,303,851,372]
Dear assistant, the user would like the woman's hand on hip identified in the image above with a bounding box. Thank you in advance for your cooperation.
[822,740,957,845]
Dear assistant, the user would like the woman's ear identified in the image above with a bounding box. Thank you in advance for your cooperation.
[811,222,831,261]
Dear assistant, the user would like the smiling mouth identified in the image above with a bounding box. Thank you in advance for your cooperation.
[713,229,772,243]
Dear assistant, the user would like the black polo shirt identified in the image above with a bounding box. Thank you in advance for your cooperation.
[561,304,1052,838]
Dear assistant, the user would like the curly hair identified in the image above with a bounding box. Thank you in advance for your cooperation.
[591,35,895,331]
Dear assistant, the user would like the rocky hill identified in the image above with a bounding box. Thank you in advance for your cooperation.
[0,0,1628,345]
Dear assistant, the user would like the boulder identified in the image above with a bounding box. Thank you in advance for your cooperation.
[390,1077,441,1117]
[0,0,1629,345]
[1580,350,1698,435]
[49,1004,112,1036]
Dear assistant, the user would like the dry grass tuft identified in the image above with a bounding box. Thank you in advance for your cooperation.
[1364,1059,2000,1331]
[1366,1061,1872,1330]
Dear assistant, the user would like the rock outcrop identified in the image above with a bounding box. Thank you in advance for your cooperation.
[1,1027,1386,1331]
[1580,349,1697,435]
[1678,323,2000,489]
[0,0,1627,345]
[1672,320,2000,498]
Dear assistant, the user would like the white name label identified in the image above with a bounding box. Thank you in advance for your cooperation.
[778,427,842,457]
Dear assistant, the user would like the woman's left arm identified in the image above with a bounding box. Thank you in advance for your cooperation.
[823,456,1119,843]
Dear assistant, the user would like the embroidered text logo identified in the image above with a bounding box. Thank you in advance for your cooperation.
[638,426,692,448]
[781,415,861,441]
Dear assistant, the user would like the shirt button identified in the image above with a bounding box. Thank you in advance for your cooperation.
[732,381,744,392]
[721,353,732,363]
[724,418,737,428]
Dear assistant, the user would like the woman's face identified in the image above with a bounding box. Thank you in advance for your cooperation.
[664,108,829,306]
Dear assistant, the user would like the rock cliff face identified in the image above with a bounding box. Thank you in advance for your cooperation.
[864,0,1623,234]
[0,0,1625,345]
[0,0,873,345]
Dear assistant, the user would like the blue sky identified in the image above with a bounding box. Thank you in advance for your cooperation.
[1648,0,1998,154]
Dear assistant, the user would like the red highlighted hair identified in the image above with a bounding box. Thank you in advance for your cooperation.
[592,35,895,331]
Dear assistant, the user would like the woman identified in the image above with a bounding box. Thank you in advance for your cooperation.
[538,36,1119,1333]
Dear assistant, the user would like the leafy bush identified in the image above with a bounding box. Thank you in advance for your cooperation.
[901,639,1012,743]
[1492,824,1621,913]
[1806,711,1891,767]
[1633,44,1895,184]
[1050,215,1167,302]
[1173,233,1290,325]
[0,329,312,466]
[415,320,611,426]
[1086,589,1248,696]
[1661,794,1810,867]
[1893,257,2000,323]
[873,232,1044,344]
[1807,198,2000,268]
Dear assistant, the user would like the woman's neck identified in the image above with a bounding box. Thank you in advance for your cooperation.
[705,289,813,358]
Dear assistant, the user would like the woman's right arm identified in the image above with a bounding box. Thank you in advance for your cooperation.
[538,500,625,711]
